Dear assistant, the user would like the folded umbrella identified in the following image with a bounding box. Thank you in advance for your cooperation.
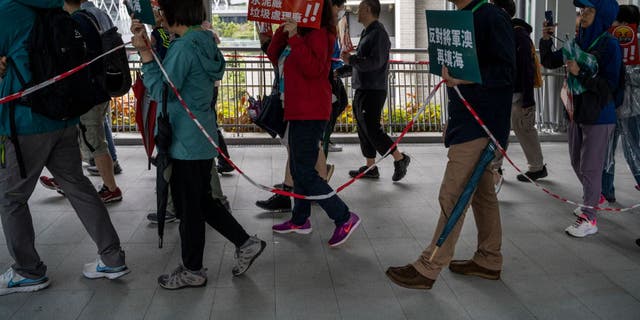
[430,141,497,261]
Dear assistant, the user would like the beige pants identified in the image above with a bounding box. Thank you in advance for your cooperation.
[510,94,545,171]
[413,138,502,280]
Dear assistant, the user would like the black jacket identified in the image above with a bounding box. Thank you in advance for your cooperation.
[513,18,536,108]
[445,0,516,148]
[349,20,390,91]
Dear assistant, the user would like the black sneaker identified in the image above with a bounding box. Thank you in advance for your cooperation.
[147,212,178,224]
[636,239,640,247]
[392,153,411,182]
[349,166,380,179]
[217,159,234,174]
[87,161,123,176]
[256,193,291,212]
[516,165,548,182]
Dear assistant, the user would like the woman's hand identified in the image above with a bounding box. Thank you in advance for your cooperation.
[542,21,556,41]
[130,18,150,51]
[566,60,580,76]
[283,19,298,38]
[0,57,7,78]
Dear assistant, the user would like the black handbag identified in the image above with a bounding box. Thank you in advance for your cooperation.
[255,71,286,138]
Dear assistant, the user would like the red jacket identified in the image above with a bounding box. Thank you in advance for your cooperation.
[267,26,335,121]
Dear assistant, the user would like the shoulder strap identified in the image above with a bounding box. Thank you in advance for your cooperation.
[76,10,102,34]
[471,0,488,13]
[587,32,609,52]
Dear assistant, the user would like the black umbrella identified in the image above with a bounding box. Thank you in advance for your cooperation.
[155,84,172,248]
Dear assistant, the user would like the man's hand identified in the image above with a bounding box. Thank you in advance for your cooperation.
[442,66,473,87]
[566,60,580,76]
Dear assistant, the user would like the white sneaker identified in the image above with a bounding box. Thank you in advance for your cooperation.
[565,218,598,238]
[83,258,130,280]
[0,268,50,296]
[494,169,504,194]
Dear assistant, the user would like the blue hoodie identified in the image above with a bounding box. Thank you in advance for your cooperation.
[575,0,621,124]
[142,29,225,161]
[0,0,78,136]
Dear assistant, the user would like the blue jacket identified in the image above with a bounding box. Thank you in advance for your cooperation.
[445,0,516,148]
[142,29,225,160]
[0,0,78,136]
[540,0,621,125]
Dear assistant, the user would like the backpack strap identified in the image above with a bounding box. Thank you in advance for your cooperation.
[76,10,102,34]
[5,57,27,178]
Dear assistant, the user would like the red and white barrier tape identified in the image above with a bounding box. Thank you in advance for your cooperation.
[1,41,636,211]
[0,42,131,106]
[452,86,640,213]
[149,37,444,200]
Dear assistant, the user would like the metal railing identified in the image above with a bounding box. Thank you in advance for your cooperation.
[110,47,567,136]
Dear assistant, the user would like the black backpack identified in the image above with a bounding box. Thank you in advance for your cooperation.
[13,8,95,120]
[77,10,132,97]
[8,8,95,178]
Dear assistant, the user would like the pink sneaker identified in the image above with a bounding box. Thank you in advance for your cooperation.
[328,212,361,247]
[272,219,312,234]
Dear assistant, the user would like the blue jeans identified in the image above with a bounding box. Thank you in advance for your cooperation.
[602,115,640,199]
[288,120,350,226]
[104,116,117,161]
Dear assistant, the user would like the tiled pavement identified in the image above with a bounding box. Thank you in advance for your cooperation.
[1,142,640,319]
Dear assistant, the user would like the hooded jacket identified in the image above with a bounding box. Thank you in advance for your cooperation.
[142,29,225,160]
[539,0,621,125]
[267,26,335,121]
[512,18,536,108]
[0,0,78,136]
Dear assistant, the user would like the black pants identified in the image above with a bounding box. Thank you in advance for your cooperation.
[289,121,350,226]
[353,89,396,159]
[170,159,249,271]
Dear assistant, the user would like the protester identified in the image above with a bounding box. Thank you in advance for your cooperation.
[145,16,232,224]
[322,0,348,155]
[491,0,548,193]
[341,0,410,182]
[540,0,621,237]
[601,4,640,202]
[0,0,129,295]
[40,0,124,204]
[131,0,265,289]
[386,0,515,289]
[268,0,361,247]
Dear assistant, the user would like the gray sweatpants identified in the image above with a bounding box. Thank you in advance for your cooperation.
[0,127,125,279]
[568,122,615,221]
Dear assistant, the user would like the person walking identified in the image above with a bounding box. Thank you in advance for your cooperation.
[341,0,410,182]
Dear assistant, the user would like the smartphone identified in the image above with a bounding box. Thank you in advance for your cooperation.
[545,10,554,26]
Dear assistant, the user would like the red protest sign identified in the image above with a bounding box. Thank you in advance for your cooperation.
[610,24,639,65]
[247,0,324,29]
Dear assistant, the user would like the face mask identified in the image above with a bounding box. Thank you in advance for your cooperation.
[338,10,346,20]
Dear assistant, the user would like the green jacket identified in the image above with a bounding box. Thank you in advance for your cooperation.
[0,0,78,136]
[142,29,225,160]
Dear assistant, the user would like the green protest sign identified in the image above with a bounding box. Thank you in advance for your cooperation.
[426,10,482,84]
[124,0,157,26]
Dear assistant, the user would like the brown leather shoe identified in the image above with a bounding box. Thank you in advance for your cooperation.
[449,260,500,280]
[385,265,435,290]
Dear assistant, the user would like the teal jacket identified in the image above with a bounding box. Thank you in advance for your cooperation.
[0,0,78,136]
[142,29,225,160]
